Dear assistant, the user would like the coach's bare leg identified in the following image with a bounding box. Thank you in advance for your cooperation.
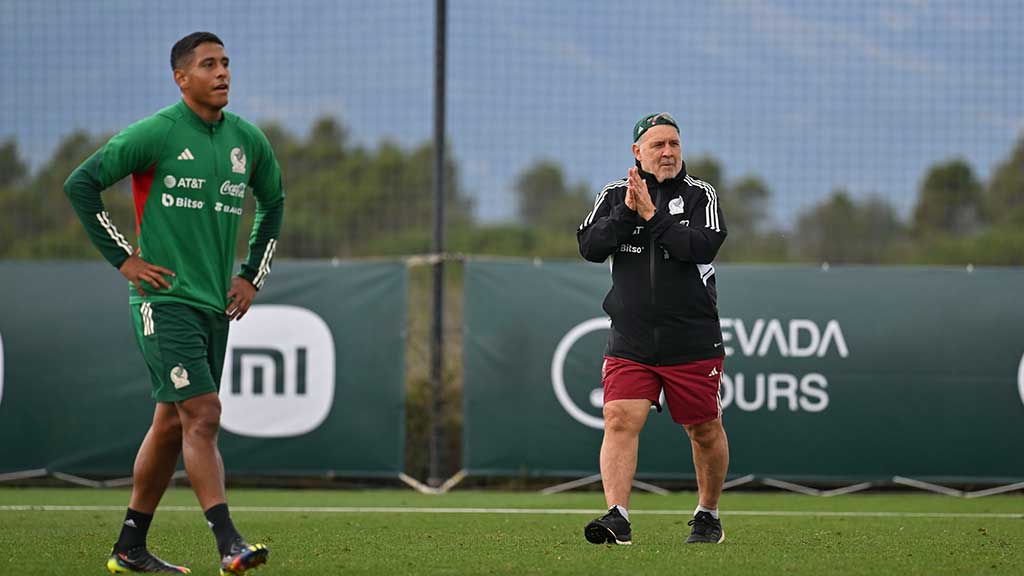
[176,392,227,509]
[600,399,652,509]
[128,403,184,514]
[684,418,729,510]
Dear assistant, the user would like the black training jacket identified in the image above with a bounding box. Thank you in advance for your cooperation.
[577,162,728,365]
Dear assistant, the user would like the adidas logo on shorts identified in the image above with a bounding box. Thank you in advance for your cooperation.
[708,366,719,377]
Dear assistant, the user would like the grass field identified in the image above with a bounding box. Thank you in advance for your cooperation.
[1,487,1021,575]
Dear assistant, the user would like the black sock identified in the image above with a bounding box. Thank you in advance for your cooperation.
[204,503,242,556]
[113,508,153,553]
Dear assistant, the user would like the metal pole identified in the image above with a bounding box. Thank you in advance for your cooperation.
[428,0,447,487]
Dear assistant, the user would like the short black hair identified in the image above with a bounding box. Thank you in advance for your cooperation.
[170,32,224,70]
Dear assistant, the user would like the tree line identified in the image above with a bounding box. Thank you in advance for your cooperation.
[1,117,1021,265]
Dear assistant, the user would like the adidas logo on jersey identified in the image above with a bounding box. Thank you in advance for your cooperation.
[177,148,195,160]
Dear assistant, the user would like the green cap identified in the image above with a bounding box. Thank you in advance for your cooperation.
[633,112,679,142]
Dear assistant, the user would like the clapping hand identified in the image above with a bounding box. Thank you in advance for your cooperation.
[627,167,656,220]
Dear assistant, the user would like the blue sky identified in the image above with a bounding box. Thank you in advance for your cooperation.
[1,0,1021,227]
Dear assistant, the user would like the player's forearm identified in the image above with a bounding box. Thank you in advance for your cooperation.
[649,210,726,264]
[239,198,284,289]
[64,157,133,268]
[578,203,636,262]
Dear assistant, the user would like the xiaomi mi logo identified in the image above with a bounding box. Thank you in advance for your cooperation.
[221,305,335,437]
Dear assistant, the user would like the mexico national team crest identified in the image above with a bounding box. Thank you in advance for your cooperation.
[170,364,190,389]
[230,147,246,174]
[669,196,685,215]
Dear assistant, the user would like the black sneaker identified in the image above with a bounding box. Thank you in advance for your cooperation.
[220,539,269,575]
[106,547,191,573]
[584,507,632,545]
[686,511,725,544]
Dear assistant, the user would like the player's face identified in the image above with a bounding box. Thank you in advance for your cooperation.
[176,42,230,112]
[633,125,682,182]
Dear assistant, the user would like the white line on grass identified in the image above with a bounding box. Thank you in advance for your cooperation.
[0,505,1021,519]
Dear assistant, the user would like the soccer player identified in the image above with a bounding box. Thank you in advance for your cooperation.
[64,32,284,574]
[577,113,729,545]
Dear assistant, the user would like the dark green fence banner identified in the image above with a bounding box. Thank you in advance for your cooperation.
[0,261,406,477]
[464,260,1024,483]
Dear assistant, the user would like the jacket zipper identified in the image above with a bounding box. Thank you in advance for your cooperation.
[210,125,221,180]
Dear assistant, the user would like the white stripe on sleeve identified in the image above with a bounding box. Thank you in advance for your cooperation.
[97,211,133,254]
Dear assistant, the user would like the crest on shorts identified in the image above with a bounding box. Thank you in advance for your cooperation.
[230,147,246,174]
[171,364,191,389]
[669,196,685,215]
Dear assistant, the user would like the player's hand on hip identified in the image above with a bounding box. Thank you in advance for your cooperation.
[119,250,175,297]
[226,276,256,321]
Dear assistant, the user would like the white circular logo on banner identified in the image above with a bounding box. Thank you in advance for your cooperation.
[221,305,335,438]
[551,317,610,430]
[1018,352,1024,409]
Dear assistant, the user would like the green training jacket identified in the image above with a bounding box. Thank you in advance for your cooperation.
[65,100,285,313]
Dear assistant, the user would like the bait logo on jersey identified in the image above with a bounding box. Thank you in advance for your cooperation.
[221,305,335,438]
[230,147,246,174]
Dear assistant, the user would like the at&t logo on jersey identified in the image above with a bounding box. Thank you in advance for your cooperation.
[163,175,206,189]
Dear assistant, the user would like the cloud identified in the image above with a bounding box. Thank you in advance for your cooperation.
[496,12,621,79]
[737,0,945,75]
[973,109,1024,137]
[940,4,994,32]
[879,7,916,32]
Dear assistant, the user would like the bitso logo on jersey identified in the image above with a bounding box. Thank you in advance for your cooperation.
[221,305,335,438]
[161,193,204,210]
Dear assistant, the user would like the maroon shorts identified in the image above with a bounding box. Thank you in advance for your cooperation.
[602,355,723,425]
